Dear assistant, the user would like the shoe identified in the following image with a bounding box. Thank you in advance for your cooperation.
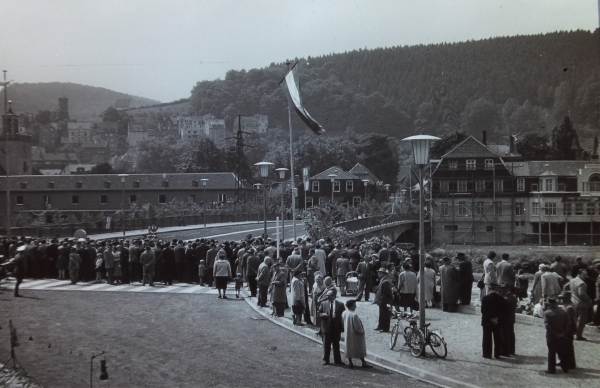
[544,370,555,374]
[362,364,373,369]
[483,356,491,359]
[494,355,501,359]
[575,337,587,341]
[380,330,389,333]
[562,368,569,374]
[322,361,330,365]
[296,322,305,326]
[14,294,22,298]
[222,295,228,299]
[236,295,240,298]
[374,328,382,331]
[348,363,355,369]
[334,361,346,365]
[218,295,222,299]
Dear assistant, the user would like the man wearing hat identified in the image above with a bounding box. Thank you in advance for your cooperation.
[569,269,592,341]
[374,267,394,332]
[456,253,474,305]
[481,283,507,359]
[560,290,577,370]
[439,256,459,312]
[318,288,345,365]
[500,283,518,356]
[543,296,571,374]
[496,253,515,294]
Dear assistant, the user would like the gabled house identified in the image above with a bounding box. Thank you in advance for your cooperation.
[298,166,370,208]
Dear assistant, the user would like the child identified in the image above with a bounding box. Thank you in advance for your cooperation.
[198,260,206,286]
[94,254,104,283]
[235,273,244,298]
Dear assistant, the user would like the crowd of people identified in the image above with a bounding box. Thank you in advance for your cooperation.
[1,235,599,372]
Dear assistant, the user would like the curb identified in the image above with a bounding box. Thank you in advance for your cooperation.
[242,292,482,388]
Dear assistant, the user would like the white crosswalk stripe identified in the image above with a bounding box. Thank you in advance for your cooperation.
[3,278,239,295]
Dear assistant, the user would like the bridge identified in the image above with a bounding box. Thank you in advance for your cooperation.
[336,214,428,245]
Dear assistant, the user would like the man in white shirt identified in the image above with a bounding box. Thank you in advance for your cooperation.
[482,251,498,299]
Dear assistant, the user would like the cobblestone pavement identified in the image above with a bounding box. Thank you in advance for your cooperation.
[246,286,600,388]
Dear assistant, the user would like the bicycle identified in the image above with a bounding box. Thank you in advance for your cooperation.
[390,311,447,358]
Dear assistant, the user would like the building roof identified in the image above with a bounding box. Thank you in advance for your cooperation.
[81,142,108,149]
[441,136,501,159]
[39,169,63,175]
[31,147,78,163]
[487,144,520,158]
[67,122,93,130]
[509,161,589,177]
[349,163,379,184]
[311,166,360,180]
[0,172,240,191]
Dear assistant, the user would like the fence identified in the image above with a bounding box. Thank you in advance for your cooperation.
[2,213,277,238]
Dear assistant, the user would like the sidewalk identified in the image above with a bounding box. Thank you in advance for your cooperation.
[243,286,600,388]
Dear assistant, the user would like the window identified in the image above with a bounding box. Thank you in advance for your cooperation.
[218,193,226,202]
[544,202,557,216]
[532,202,540,216]
[16,196,23,205]
[558,183,566,191]
[188,194,196,203]
[531,183,538,192]
[494,201,503,215]
[100,195,108,204]
[448,160,458,169]
[444,225,458,231]
[192,180,199,187]
[517,179,525,192]
[319,197,328,206]
[544,179,554,192]
[162,180,169,188]
[129,194,137,203]
[353,197,361,207]
[346,181,353,192]
[133,181,140,188]
[563,203,572,215]
[485,159,494,170]
[440,180,449,193]
[43,195,51,205]
[75,181,83,188]
[312,181,319,192]
[476,201,485,215]
[441,202,449,216]
[104,181,111,188]
[587,203,595,216]
[20,182,27,189]
[47,182,55,189]
[515,202,524,215]
[72,195,79,205]
[575,203,583,215]
[475,180,486,192]
[305,197,313,208]
[333,181,340,192]
[466,159,476,170]
[458,201,467,216]
[457,180,467,192]
[158,194,166,204]
[486,225,494,233]
[494,179,503,193]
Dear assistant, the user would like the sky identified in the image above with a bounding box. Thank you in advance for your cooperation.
[1,0,598,103]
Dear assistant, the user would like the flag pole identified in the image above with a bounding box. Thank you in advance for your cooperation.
[286,62,297,241]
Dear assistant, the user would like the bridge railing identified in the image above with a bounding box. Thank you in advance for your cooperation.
[336,213,403,233]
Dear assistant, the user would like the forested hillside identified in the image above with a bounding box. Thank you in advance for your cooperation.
[8,82,160,120]
[190,30,600,144]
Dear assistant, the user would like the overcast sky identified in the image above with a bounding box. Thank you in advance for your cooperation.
[2,0,598,102]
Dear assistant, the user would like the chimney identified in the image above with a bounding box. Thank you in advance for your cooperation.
[482,131,487,146]
[509,135,515,153]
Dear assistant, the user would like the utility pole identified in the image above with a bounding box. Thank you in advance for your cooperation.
[3,70,10,239]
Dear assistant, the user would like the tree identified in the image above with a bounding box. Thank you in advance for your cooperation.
[101,107,122,122]
[550,116,582,160]
[430,130,467,159]
[90,162,116,174]
[515,133,551,160]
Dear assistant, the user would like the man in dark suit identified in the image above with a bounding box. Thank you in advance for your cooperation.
[318,289,345,365]
[481,283,507,359]
[161,241,176,285]
[543,297,571,374]
[501,283,518,356]
[375,267,394,332]
[457,252,474,305]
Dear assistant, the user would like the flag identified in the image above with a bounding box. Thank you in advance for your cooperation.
[280,64,325,135]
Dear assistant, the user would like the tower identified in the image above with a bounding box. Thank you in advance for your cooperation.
[1,102,32,175]
[57,97,69,121]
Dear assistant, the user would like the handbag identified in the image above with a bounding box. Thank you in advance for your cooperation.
[477,276,485,289]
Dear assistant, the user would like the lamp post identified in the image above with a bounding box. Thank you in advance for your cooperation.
[402,134,439,330]
[275,167,288,241]
[362,179,369,202]
[118,174,128,236]
[328,174,337,203]
[255,162,274,239]
[201,178,209,227]
[253,183,262,222]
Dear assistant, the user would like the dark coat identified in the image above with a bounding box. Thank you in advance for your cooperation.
[318,299,345,334]
[544,306,571,342]
[481,292,507,327]
[458,260,474,286]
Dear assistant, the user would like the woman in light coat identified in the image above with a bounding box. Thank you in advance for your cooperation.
[530,264,544,305]
[417,261,437,307]
[213,250,232,299]
[342,299,372,369]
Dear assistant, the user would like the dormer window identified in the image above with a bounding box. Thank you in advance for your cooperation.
[133,180,140,188]
[449,161,458,169]
[47,182,55,189]
[20,182,27,189]
[75,181,83,188]
[485,159,494,170]
[466,159,476,170]
[192,180,199,187]
[104,181,111,188]
[162,180,169,188]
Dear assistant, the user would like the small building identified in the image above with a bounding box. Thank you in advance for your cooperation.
[298,166,371,208]
[233,114,268,134]
[127,124,149,147]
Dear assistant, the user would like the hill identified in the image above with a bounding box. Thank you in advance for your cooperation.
[7,82,160,120]
[190,29,600,144]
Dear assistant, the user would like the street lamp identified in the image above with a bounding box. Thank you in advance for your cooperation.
[362,179,370,201]
[253,183,262,222]
[255,162,274,239]
[201,178,209,227]
[275,167,288,241]
[118,174,129,236]
[328,174,337,203]
[402,134,439,331]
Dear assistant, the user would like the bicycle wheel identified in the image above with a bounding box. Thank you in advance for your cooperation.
[428,332,447,358]
[390,325,399,350]
[406,328,425,357]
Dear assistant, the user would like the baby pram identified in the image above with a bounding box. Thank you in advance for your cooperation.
[345,271,359,295]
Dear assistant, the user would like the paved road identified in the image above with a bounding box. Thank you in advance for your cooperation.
[0,289,433,388]
[155,222,305,242]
